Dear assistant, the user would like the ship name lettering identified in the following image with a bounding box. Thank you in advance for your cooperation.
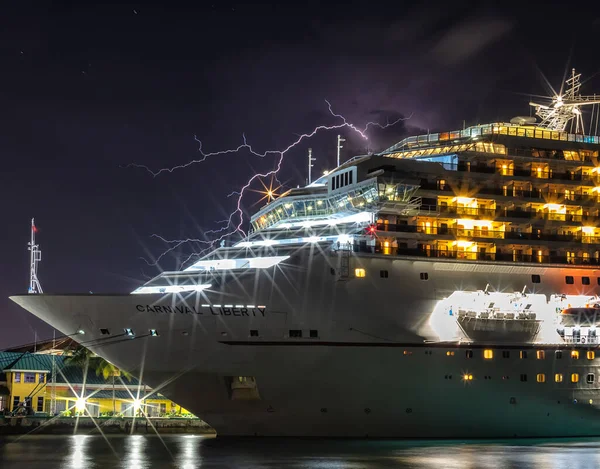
[136,304,202,315]
[210,307,266,317]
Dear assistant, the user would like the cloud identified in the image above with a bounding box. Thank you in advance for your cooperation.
[432,17,514,65]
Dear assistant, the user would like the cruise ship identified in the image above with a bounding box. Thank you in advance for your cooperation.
[12,70,600,437]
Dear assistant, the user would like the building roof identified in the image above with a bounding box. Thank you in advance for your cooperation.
[0,351,141,387]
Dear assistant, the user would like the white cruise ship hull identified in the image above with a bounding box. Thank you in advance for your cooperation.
[11,252,600,437]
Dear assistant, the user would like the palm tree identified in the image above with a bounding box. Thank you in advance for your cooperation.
[64,346,131,415]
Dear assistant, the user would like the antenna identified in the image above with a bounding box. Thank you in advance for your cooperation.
[28,218,43,294]
[308,148,316,184]
[529,68,600,132]
[336,135,346,167]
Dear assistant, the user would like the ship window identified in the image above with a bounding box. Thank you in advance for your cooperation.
[536,350,545,360]
[24,373,35,383]
[572,373,580,383]
[289,330,302,338]
[355,268,366,278]
[100,328,110,335]
[466,350,473,358]
[566,276,574,284]
[536,374,546,383]
[483,349,493,359]
[309,330,318,338]
[403,350,412,356]
[446,351,455,356]
[250,330,259,337]
[531,274,541,283]
[582,276,590,285]
[520,351,528,359]
[555,373,563,383]
[502,351,510,358]
[520,374,528,382]
[462,374,473,381]
[556,351,563,359]
[330,268,336,276]
[587,373,595,384]
[380,270,389,278]
[420,272,429,280]
[587,351,595,360]
[572,350,580,359]
[149,329,159,337]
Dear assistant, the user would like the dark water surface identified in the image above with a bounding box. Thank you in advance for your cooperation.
[2,435,600,468]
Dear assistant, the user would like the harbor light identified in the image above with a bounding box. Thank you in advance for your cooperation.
[75,398,86,412]
[77,329,85,335]
[133,399,142,412]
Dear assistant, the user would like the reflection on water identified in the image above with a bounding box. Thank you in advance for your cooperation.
[2,435,600,468]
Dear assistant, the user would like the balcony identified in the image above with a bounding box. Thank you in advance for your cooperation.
[352,244,600,266]
[376,224,600,244]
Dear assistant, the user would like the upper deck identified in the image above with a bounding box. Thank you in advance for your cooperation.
[383,122,600,159]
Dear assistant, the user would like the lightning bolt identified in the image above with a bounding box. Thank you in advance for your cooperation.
[132,101,410,268]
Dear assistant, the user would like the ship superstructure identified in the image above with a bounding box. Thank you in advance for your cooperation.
[11,70,600,438]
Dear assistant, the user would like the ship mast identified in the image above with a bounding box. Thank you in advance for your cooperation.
[530,68,600,132]
[28,218,42,294]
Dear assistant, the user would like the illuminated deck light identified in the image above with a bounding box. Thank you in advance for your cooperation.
[77,329,85,335]
[150,329,159,337]
[75,398,86,412]
[124,328,135,337]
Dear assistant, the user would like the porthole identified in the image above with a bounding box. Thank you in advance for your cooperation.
[531,274,541,283]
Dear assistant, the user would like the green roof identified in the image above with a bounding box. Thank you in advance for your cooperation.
[0,352,140,386]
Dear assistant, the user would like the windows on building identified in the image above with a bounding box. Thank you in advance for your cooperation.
[465,350,473,358]
[13,373,21,383]
[555,373,563,383]
[587,351,595,360]
[520,374,528,382]
[462,374,473,381]
[24,373,35,383]
[420,272,429,280]
[502,351,510,358]
[531,274,541,283]
[583,276,591,285]
[446,351,455,356]
[572,350,580,359]
[309,330,319,338]
[566,276,574,284]
[37,397,44,412]
[483,349,493,359]
[536,374,546,383]
[572,373,580,383]
[12,396,20,410]
[289,330,302,338]
[556,351,563,359]
[380,270,389,278]
[587,373,595,384]
[355,268,366,278]
[250,330,259,337]
[536,350,545,360]
[520,351,528,359]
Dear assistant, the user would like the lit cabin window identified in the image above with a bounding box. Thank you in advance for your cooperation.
[536,350,545,360]
[555,373,563,383]
[536,374,546,383]
[587,351,595,360]
[572,373,580,383]
[483,349,493,359]
[446,351,455,356]
[519,351,528,359]
[462,374,473,381]
[355,268,366,278]
[572,351,580,359]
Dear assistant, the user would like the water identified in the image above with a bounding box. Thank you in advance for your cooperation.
[2,435,600,468]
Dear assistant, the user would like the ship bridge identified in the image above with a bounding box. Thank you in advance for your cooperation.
[249,162,421,234]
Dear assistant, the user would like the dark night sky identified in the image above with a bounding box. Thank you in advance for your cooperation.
[1,1,599,348]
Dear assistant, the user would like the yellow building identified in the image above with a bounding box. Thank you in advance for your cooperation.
[0,351,192,418]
